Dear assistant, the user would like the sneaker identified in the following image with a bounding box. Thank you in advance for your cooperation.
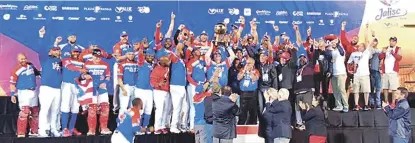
[135,131,145,135]
[332,106,343,112]
[87,131,95,136]
[100,128,112,135]
[343,107,349,113]
[162,128,169,134]
[353,105,361,111]
[71,129,82,136]
[29,131,38,137]
[154,129,163,135]
[146,128,152,134]
[38,130,49,138]
[17,134,25,138]
[62,128,72,137]
[295,124,306,131]
[363,105,371,111]
[50,130,61,137]
[170,128,181,134]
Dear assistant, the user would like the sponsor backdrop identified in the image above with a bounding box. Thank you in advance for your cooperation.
[0,0,414,95]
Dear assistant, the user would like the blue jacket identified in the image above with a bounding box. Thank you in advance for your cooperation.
[212,94,239,139]
[40,56,62,88]
[263,100,292,139]
[385,99,412,139]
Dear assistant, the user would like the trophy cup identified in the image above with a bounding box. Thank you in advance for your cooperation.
[213,22,227,47]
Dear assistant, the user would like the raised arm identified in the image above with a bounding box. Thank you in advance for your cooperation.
[385,103,410,120]
[165,12,175,39]
[294,24,302,47]
[250,20,259,45]
[236,16,245,41]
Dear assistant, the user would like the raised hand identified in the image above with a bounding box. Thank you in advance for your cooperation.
[273,24,279,32]
[39,26,46,37]
[293,24,299,31]
[171,12,175,20]
[341,21,347,30]
[156,20,162,28]
[250,20,257,30]
[55,36,62,45]
[307,26,312,36]
[239,16,245,24]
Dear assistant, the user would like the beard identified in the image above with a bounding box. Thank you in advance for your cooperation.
[19,61,26,66]
[69,41,76,44]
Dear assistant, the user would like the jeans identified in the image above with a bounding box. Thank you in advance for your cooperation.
[195,125,207,143]
[392,136,409,143]
[205,124,213,143]
[213,137,233,143]
[370,70,382,108]
[274,137,291,143]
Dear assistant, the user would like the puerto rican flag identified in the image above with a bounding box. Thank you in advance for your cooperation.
[75,78,94,105]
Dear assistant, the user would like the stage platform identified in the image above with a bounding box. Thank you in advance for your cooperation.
[1,96,415,143]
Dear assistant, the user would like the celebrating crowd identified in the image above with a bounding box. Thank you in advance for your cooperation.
[9,12,412,143]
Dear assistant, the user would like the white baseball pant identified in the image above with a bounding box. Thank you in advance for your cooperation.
[169,85,186,130]
[186,84,196,130]
[38,86,61,133]
[17,89,38,108]
[61,82,80,113]
[111,131,131,143]
[92,91,109,104]
[113,63,120,111]
[118,85,135,117]
[164,93,172,128]
[134,88,153,116]
[153,90,169,131]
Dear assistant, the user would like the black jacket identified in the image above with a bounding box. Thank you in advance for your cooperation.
[263,100,292,139]
[277,48,297,89]
[303,106,327,137]
[228,65,241,94]
[212,94,239,139]
[258,63,279,89]
[310,48,332,76]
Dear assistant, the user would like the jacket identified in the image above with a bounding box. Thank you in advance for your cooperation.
[263,100,292,139]
[258,63,279,89]
[303,106,327,137]
[212,94,239,139]
[310,48,332,76]
[277,48,297,89]
[150,65,170,92]
[385,99,412,139]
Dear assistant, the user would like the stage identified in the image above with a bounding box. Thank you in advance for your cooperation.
[1,96,415,143]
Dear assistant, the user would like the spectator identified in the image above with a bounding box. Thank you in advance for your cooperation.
[237,57,260,125]
[263,88,292,143]
[299,96,328,143]
[212,86,239,143]
[383,87,412,143]
[312,38,332,108]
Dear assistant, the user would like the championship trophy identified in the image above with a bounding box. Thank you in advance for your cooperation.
[213,22,227,47]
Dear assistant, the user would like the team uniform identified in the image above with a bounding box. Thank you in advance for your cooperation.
[169,49,188,132]
[84,60,112,135]
[111,109,141,143]
[60,56,84,136]
[134,49,155,130]
[38,55,62,137]
[79,48,112,62]
[150,63,171,133]
[58,43,85,58]
[206,57,232,87]
[186,56,207,131]
[113,41,133,111]
[118,57,138,117]
[10,62,41,136]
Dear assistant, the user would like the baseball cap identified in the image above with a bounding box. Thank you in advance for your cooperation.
[200,31,208,36]
[373,38,378,42]
[324,34,337,41]
[280,32,287,36]
[120,31,128,37]
[50,46,60,51]
[125,48,135,54]
[389,36,397,41]
[68,33,76,37]
[231,24,238,30]
[92,49,102,57]
[299,54,307,59]
[192,46,201,53]
[145,48,155,56]
[260,49,269,56]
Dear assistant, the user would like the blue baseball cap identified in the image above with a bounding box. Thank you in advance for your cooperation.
[120,31,128,37]
[145,48,155,56]
[50,46,60,51]
[260,49,269,56]
[125,48,135,54]
[71,47,81,52]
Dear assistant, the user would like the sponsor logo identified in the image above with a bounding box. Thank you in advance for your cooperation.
[62,6,79,11]
[279,21,289,24]
[329,19,334,25]
[33,13,46,20]
[68,17,80,20]
[3,14,10,20]
[0,4,18,10]
[128,15,133,22]
[265,20,275,25]
[23,5,38,11]
[115,7,132,13]
[325,11,348,17]
[84,6,112,13]
[275,11,288,16]
[85,17,96,21]
[244,8,251,16]
[256,10,271,16]
[292,11,303,16]
[208,8,224,15]
[292,20,302,25]
[306,21,314,24]
[384,22,399,28]
[318,19,325,25]
[16,14,27,20]
[376,0,407,20]
[306,12,321,16]
[228,8,239,15]
[44,5,58,11]
[101,17,110,21]
[137,6,150,14]
[52,16,64,21]
[115,16,122,22]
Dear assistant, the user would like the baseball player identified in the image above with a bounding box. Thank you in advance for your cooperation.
[186,47,207,133]
[134,48,155,134]
[117,48,138,118]
[168,43,187,133]
[111,98,143,143]
[205,44,236,87]
[113,31,133,113]
[56,34,85,58]
[79,44,112,62]
[150,56,171,134]
[10,53,41,137]
[38,45,63,137]
[61,48,85,137]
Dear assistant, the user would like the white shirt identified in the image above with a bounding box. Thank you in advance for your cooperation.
[348,49,371,76]
[331,48,346,76]
[384,46,397,74]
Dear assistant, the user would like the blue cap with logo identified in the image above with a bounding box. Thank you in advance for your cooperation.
[120,31,128,37]
[125,47,135,54]
[145,48,155,56]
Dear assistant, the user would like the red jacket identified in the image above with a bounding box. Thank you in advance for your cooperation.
[150,64,170,92]
[340,30,358,59]
[379,46,402,73]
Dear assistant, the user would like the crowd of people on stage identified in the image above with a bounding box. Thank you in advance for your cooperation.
[9,12,412,143]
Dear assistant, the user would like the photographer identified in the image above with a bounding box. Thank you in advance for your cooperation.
[212,86,239,143]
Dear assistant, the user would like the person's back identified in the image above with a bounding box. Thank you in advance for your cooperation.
[212,86,239,143]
